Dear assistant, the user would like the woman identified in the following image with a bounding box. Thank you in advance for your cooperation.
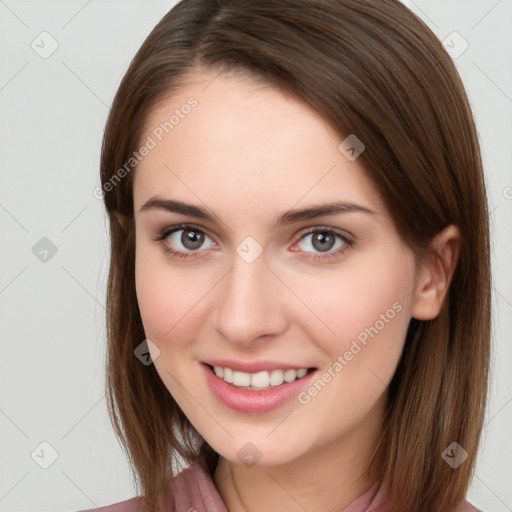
[84,0,491,510]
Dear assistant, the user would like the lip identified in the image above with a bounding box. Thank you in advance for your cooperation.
[201,362,318,414]
[202,359,314,373]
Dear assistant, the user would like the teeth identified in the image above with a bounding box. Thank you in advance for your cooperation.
[233,371,251,387]
[283,369,297,382]
[251,371,270,388]
[269,369,284,386]
[212,365,310,390]
[223,367,233,383]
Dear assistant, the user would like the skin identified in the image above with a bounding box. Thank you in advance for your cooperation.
[131,70,460,512]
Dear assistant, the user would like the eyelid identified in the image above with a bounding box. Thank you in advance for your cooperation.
[153,223,216,244]
[296,224,354,240]
[154,222,355,261]
[154,223,353,244]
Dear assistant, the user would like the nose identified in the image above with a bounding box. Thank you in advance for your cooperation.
[213,253,288,347]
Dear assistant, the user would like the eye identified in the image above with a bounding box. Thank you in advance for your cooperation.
[154,224,216,259]
[293,228,353,260]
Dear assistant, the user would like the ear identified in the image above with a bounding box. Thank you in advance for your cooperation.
[411,225,461,321]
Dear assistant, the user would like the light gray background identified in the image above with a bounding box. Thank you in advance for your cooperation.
[0,1,511,511]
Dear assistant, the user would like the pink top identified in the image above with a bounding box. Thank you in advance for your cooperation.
[78,461,481,512]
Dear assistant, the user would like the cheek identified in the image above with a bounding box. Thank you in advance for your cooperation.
[134,242,214,346]
[135,241,182,341]
[295,249,415,368]
[291,253,414,432]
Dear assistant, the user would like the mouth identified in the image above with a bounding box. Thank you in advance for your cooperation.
[202,362,319,413]
[203,363,317,391]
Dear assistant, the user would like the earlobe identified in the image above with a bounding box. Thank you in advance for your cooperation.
[411,225,461,321]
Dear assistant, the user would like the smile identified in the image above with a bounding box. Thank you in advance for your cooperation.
[202,363,318,413]
[211,365,310,390]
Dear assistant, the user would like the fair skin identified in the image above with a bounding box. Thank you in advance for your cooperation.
[131,70,460,512]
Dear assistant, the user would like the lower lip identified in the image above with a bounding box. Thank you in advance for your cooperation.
[201,363,318,414]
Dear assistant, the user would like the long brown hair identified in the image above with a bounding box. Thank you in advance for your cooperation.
[100,1,491,510]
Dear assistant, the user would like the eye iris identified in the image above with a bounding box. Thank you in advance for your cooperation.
[181,229,204,250]
[312,232,335,252]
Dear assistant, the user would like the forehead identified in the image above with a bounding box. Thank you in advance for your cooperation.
[133,71,385,219]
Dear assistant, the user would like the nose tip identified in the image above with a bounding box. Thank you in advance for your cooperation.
[213,256,287,345]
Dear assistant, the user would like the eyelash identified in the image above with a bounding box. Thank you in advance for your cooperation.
[153,223,354,262]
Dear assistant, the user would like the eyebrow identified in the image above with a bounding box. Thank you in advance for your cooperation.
[139,197,377,226]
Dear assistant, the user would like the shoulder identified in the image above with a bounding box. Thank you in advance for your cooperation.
[456,501,482,512]
[362,483,483,512]
[165,460,228,511]
[77,496,146,512]
[75,461,227,512]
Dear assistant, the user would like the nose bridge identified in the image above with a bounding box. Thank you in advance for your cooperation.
[214,251,286,343]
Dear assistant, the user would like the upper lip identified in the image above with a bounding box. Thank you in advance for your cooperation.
[202,359,315,373]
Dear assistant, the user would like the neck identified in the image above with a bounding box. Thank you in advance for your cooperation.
[213,401,386,512]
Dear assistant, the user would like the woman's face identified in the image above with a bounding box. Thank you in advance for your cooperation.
[133,70,419,468]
